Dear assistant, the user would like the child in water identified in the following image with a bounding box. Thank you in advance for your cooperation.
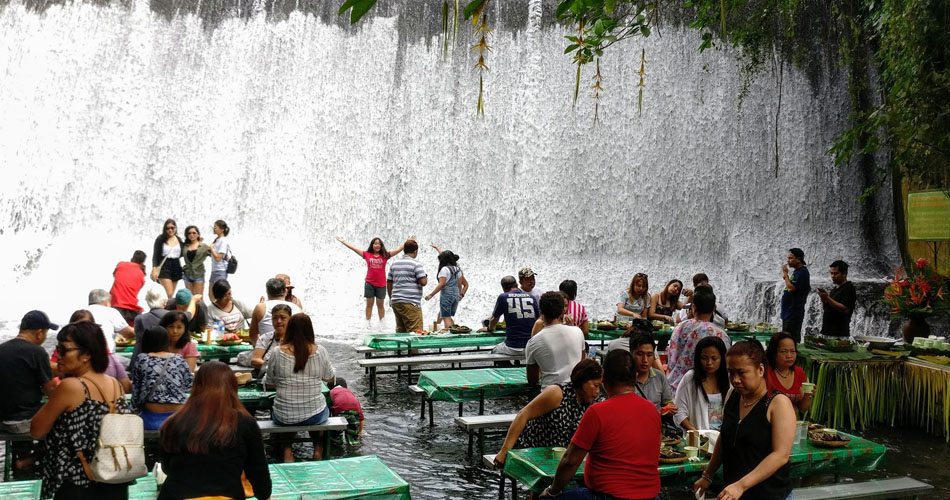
[330,379,364,444]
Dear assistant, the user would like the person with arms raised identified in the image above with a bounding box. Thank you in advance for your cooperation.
[337,235,409,323]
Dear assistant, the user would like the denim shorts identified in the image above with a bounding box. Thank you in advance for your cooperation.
[439,294,459,318]
[182,274,205,284]
[272,405,330,426]
[209,270,228,287]
[364,282,386,299]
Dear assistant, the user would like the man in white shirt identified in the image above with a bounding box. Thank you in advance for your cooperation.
[86,289,135,353]
[525,291,585,387]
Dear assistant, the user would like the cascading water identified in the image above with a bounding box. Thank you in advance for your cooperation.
[0,0,901,337]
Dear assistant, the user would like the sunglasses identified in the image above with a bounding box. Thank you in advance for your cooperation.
[165,226,176,231]
[55,344,79,356]
[187,231,198,235]
[635,273,648,278]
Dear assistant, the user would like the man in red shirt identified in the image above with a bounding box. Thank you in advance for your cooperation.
[110,250,147,325]
[541,349,661,500]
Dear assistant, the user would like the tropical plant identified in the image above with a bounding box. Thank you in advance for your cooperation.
[882,259,949,320]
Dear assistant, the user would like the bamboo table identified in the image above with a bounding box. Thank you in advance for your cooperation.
[502,434,886,495]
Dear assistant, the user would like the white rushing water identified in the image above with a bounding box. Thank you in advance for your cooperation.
[0,0,901,337]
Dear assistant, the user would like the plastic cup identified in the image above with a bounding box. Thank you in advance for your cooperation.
[796,421,808,444]
[686,430,700,448]
[551,447,566,460]
[801,382,815,394]
[684,446,699,459]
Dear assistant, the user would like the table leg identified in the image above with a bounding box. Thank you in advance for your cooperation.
[323,432,331,460]
[479,393,485,415]
[510,477,518,500]
[370,366,377,395]
[497,471,505,500]
[458,402,464,417]
[428,399,434,427]
[3,440,10,482]
[420,396,426,420]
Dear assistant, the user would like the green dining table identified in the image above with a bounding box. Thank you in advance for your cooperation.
[128,455,412,500]
[502,433,886,494]
[0,479,40,500]
[416,367,531,425]
[115,342,253,362]
[363,331,506,351]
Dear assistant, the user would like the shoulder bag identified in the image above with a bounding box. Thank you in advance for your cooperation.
[226,248,238,274]
[77,377,147,483]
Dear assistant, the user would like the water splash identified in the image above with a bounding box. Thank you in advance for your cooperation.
[0,0,900,335]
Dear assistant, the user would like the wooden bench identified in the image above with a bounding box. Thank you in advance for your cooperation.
[456,413,516,456]
[793,477,933,500]
[483,453,519,500]
[361,353,523,394]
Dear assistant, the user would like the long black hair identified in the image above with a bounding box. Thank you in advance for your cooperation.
[437,250,460,276]
[366,237,388,257]
[692,336,729,402]
[159,311,191,349]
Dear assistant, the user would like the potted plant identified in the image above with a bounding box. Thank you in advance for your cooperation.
[882,259,949,342]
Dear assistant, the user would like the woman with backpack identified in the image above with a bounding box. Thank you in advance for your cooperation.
[32,321,131,499]
[425,244,468,329]
[208,220,231,300]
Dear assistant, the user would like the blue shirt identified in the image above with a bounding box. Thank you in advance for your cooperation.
[780,266,810,320]
[491,290,539,349]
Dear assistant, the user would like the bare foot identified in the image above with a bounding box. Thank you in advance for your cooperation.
[282,448,295,463]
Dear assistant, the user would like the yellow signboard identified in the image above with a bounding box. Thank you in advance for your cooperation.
[907,190,950,240]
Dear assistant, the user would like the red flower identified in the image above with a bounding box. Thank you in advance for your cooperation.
[916,258,929,269]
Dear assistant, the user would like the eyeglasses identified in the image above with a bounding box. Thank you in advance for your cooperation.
[55,344,79,356]
[165,226,176,231]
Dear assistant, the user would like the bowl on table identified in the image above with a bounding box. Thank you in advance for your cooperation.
[854,335,898,351]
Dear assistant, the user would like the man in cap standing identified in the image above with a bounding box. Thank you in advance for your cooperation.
[0,311,58,471]
[781,248,811,342]
[519,267,541,304]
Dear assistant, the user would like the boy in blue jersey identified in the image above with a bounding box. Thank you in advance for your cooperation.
[479,275,540,356]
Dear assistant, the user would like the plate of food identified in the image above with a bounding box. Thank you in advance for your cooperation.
[597,321,617,331]
[216,333,245,346]
[449,325,472,334]
[659,446,687,464]
[661,433,682,446]
[115,337,135,347]
[808,429,851,448]
[652,320,665,329]
[726,321,750,332]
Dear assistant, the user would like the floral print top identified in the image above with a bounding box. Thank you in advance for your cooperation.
[666,319,730,391]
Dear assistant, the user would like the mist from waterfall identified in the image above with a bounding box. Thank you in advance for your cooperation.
[0,0,901,337]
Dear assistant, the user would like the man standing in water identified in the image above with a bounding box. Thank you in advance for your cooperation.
[387,239,427,333]
[818,260,856,337]
[780,247,811,343]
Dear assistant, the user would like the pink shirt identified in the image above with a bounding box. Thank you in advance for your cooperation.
[175,341,198,360]
[330,386,364,421]
[565,300,588,328]
[362,251,389,287]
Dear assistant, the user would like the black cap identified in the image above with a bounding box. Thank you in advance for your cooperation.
[19,310,59,331]
[789,248,806,266]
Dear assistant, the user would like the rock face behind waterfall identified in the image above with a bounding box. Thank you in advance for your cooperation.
[0,0,901,333]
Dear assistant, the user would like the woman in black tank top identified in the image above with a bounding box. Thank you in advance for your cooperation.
[694,340,796,500]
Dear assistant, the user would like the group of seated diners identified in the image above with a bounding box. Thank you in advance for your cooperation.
[3,305,363,500]
[493,305,812,499]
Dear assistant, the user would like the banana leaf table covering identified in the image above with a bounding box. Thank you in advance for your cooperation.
[416,367,530,403]
[363,331,505,351]
[124,455,410,500]
[503,434,886,493]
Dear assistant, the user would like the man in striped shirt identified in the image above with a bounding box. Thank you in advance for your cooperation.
[386,239,427,333]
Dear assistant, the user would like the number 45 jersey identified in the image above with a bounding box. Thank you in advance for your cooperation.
[491,290,540,349]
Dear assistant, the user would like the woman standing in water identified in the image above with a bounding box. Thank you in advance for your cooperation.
[336,236,410,322]
[181,225,211,298]
[208,220,231,300]
[152,219,184,298]
[425,244,468,328]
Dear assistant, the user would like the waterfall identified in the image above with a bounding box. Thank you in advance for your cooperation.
[0,0,901,336]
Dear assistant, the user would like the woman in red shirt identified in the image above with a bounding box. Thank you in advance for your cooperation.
[336,236,410,322]
[765,332,814,414]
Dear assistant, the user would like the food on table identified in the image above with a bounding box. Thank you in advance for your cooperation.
[414,329,431,336]
[115,336,135,347]
[659,447,684,458]
[660,403,676,415]
[918,355,950,365]
[871,349,906,357]
[807,422,824,431]
[809,430,849,442]
[217,333,243,345]
[495,322,506,330]
[661,433,681,446]
[236,329,250,338]
[449,325,472,334]
[597,321,616,330]
[652,320,664,329]
[615,321,630,329]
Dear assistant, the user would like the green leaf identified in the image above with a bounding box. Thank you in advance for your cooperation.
[594,19,605,36]
[463,0,487,20]
[641,26,650,37]
[564,44,579,54]
[555,0,572,19]
[605,0,616,13]
[339,0,377,24]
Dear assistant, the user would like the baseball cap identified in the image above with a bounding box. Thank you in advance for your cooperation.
[789,248,807,265]
[175,288,194,305]
[518,267,537,279]
[19,310,59,331]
